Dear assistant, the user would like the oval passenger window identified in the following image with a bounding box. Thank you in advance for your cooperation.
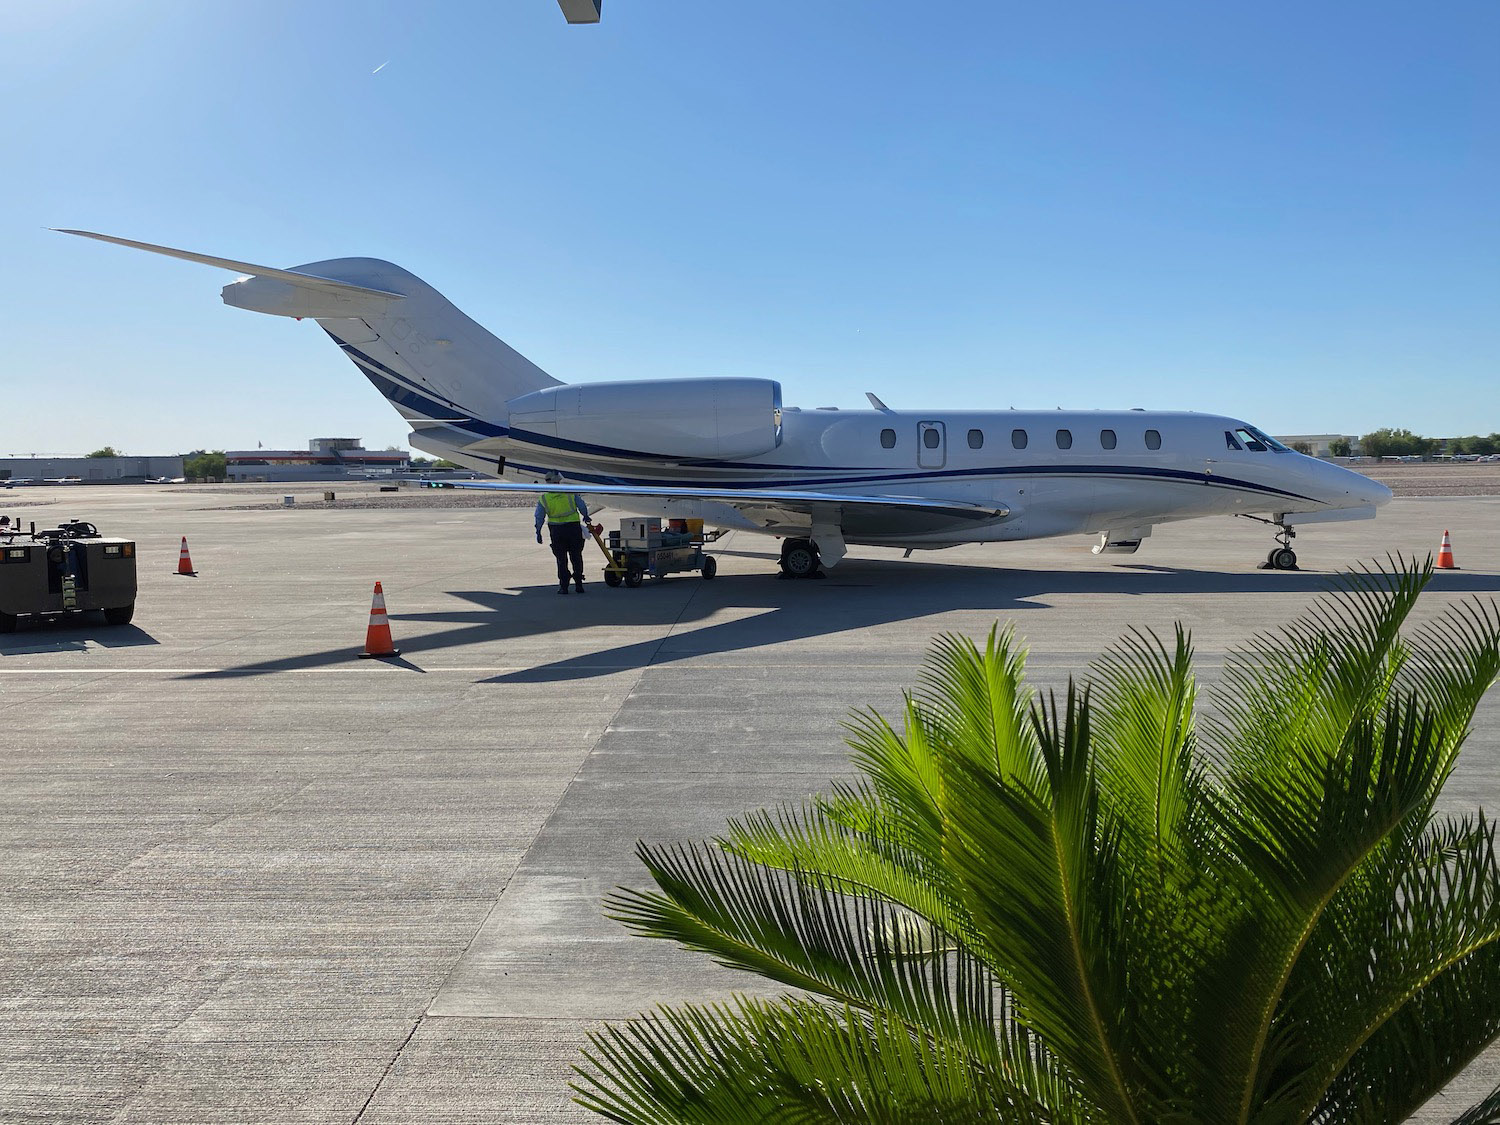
[1145,429,1162,450]
[967,429,983,449]
[1011,429,1028,450]
[923,428,940,449]
[880,428,896,449]
[1056,429,1072,450]
[1100,429,1116,450]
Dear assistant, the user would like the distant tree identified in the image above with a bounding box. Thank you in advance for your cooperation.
[1361,428,1433,459]
[181,450,227,480]
[432,459,459,469]
[1453,435,1498,457]
[1329,437,1352,457]
[1290,440,1314,455]
[384,445,405,452]
[86,446,122,458]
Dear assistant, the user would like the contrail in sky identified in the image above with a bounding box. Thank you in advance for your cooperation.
[372,61,388,75]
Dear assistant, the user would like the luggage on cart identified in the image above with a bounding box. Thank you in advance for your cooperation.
[600,518,716,588]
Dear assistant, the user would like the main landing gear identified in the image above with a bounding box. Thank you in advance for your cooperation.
[778,538,824,580]
[1240,515,1299,571]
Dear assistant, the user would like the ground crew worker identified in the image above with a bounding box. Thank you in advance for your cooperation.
[534,471,590,594]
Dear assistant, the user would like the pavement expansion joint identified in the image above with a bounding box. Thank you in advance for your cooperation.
[351,1013,425,1124]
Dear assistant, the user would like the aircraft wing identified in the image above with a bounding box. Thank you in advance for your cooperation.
[420,479,1007,523]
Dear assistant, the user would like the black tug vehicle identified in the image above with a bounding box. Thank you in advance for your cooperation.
[0,518,137,633]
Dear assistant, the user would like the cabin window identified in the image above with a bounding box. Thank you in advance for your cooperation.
[1011,429,1028,450]
[1056,429,1073,450]
[967,428,984,449]
[923,427,941,449]
[1225,431,1243,451]
[1235,427,1267,452]
[880,428,896,449]
[1100,429,1117,450]
[1145,429,1162,450]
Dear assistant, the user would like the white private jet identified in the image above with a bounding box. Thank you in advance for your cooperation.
[60,230,1391,576]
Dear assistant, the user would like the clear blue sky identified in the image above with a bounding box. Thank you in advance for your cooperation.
[4,1,1496,456]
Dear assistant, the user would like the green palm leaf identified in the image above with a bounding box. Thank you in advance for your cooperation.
[607,841,1001,1062]
[573,997,1084,1125]
[1087,624,1199,856]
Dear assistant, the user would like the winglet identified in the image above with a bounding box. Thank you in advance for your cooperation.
[53,229,406,301]
[866,392,891,411]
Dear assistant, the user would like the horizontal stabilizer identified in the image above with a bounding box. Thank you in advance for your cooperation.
[53,230,406,300]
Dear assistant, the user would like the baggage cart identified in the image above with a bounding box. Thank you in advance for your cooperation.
[600,518,717,588]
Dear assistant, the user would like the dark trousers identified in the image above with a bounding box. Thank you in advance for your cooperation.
[548,522,586,586]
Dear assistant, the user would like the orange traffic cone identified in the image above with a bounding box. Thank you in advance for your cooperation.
[359,581,401,658]
[174,536,197,576]
[1436,530,1459,570]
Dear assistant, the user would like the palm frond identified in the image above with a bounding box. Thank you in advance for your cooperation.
[1200,697,1459,1118]
[1447,1079,1500,1125]
[1086,624,1199,856]
[1287,815,1500,1122]
[1207,557,1430,786]
[914,626,1045,791]
[934,683,1164,1122]
[573,997,1087,1125]
[721,803,982,952]
[606,841,1000,1061]
[1398,595,1500,781]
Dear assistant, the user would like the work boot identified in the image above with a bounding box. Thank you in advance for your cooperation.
[558,584,569,595]
[575,581,586,594]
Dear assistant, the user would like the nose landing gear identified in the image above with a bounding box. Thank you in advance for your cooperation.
[1240,514,1299,570]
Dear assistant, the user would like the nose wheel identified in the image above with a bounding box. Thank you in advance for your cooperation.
[1242,515,1300,570]
[1266,545,1298,571]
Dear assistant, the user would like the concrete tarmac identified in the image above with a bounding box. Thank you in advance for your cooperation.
[1,484,1496,1122]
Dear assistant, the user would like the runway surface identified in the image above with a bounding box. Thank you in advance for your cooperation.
[2,484,1496,1122]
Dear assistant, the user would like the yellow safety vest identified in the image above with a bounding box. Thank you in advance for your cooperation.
[541,492,581,524]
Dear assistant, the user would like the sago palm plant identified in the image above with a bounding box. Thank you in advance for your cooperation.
[573,559,1500,1124]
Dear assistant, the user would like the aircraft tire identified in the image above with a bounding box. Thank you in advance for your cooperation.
[1272,547,1298,571]
[780,540,820,579]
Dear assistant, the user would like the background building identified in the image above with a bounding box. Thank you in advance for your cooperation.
[226,438,409,482]
[0,455,183,483]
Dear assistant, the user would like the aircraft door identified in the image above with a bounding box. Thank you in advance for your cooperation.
[918,421,946,469]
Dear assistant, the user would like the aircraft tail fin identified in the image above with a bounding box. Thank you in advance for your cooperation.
[57,229,562,428]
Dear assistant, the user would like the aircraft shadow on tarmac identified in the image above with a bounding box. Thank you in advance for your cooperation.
[172,556,1500,684]
[0,621,159,655]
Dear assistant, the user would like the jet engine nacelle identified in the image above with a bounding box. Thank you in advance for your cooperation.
[506,377,783,461]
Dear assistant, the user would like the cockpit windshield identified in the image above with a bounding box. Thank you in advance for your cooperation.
[1246,425,1289,452]
[1234,424,1289,453]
